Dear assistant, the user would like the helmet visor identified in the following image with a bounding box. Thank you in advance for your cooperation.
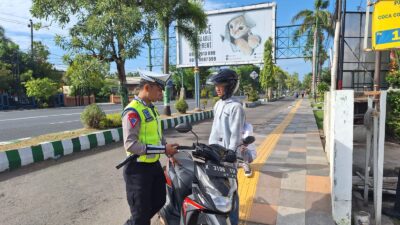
[206,73,229,86]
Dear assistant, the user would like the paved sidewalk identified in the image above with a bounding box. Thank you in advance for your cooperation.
[239,99,334,225]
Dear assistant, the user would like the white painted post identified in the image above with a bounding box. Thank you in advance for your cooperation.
[324,92,329,138]
[331,90,354,225]
[375,91,387,225]
[364,96,373,204]
[329,91,335,172]
[324,92,332,162]
[373,97,379,217]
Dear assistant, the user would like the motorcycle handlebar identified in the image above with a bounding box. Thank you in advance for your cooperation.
[176,145,196,150]
[236,156,244,163]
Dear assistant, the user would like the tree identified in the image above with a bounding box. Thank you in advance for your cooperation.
[31,41,62,82]
[0,26,27,95]
[171,67,195,92]
[286,72,301,94]
[1,26,61,96]
[97,78,119,102]
[387,50,400,88]
[126,71,140,77]
[302,73,312,94]
[31,0,143,108]
[274,66,288,97]
[25,77,59,106]
[232,65,261,95]
[170,66,211,99]
[320,67,331,84]
[0,26,9,43]
[143,0,207,115]
[317,81,329,101]
[260,37,275,100]
[292,0,333,96]
[64,55,109,104]
[0,62,13,93]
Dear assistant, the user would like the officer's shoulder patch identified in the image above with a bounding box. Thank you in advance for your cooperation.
[142,109,154,122]
[127,112,140,128]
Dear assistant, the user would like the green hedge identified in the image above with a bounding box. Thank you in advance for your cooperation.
[99,113,122,129]
[387,91,400,140]
[175,99,189,114]
[80,104,106,129]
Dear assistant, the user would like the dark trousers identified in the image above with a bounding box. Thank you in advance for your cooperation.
[229,189,239,225]
[123,160,166,225]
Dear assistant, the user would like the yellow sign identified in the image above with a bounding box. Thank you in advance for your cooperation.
[372,0,400,50]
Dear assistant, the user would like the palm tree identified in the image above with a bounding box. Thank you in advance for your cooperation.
[143,14,157,71]
[143,0,207,115]
[292,0,333,98]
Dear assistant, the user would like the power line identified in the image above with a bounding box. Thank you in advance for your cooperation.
[48,55,64,59]
[0,12,29,20]
[0,17,26,25]
[0,11,30,20]
[0,13,66,30]
[49,53,64,57]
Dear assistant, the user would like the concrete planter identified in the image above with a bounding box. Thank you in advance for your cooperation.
[243,101,261,108]
[258,98,278,103]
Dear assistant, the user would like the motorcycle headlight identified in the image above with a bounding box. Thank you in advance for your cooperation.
[196,167,235,213]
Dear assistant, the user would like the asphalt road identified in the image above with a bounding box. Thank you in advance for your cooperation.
[0,99,206,143]
[0,98,296,225]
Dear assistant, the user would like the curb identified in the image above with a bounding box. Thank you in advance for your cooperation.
[243,101,261,108]
[0,110,214,172]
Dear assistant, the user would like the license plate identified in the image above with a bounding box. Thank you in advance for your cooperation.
[205,162,237,178]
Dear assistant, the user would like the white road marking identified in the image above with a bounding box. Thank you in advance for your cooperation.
[50,120,81,125]
[0,137,31,145]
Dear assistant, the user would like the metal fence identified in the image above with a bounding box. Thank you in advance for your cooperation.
[340,12,389,91]
[275,24,311,60]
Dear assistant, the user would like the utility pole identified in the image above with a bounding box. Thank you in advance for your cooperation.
[28,19,34,76]
[331,0,342,91]
[194,47,200,110]
[148,43,153,71]
[312,16,319,101]
[163,23,171,116]
[179,70,185,100]
[374,51,381,90]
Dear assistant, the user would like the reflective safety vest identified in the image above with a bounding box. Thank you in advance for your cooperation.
[123,99,162,163]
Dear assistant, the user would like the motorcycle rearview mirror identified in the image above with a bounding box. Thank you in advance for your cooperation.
[243,136,255,145]
[175,122,199,145]
[234,136,256,154]
[175,123,192,133]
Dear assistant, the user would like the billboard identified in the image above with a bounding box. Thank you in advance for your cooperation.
[372,0,400,50]
[176,3,276,67]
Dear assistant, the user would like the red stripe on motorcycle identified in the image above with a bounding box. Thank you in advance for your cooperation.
[164,170,172,187]
[185,198,204,210]
[183,197,205,217]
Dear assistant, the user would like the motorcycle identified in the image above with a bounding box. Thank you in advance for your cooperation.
[159,122,255,225]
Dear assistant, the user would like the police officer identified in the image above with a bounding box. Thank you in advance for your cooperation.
[121,70,178,225]
[207,69,246,225]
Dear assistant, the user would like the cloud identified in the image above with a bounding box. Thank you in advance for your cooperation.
[277,58,312,80]
[0,0,75,70]
[203,0,239,10]
[0,1,72,49]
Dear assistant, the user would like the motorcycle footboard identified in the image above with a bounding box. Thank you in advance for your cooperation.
[183,211,230,225]
[159,206,180,225]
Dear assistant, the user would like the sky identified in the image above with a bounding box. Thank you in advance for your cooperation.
[0,0,366,81]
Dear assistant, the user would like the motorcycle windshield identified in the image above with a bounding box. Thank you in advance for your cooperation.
[194,163,237,213]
